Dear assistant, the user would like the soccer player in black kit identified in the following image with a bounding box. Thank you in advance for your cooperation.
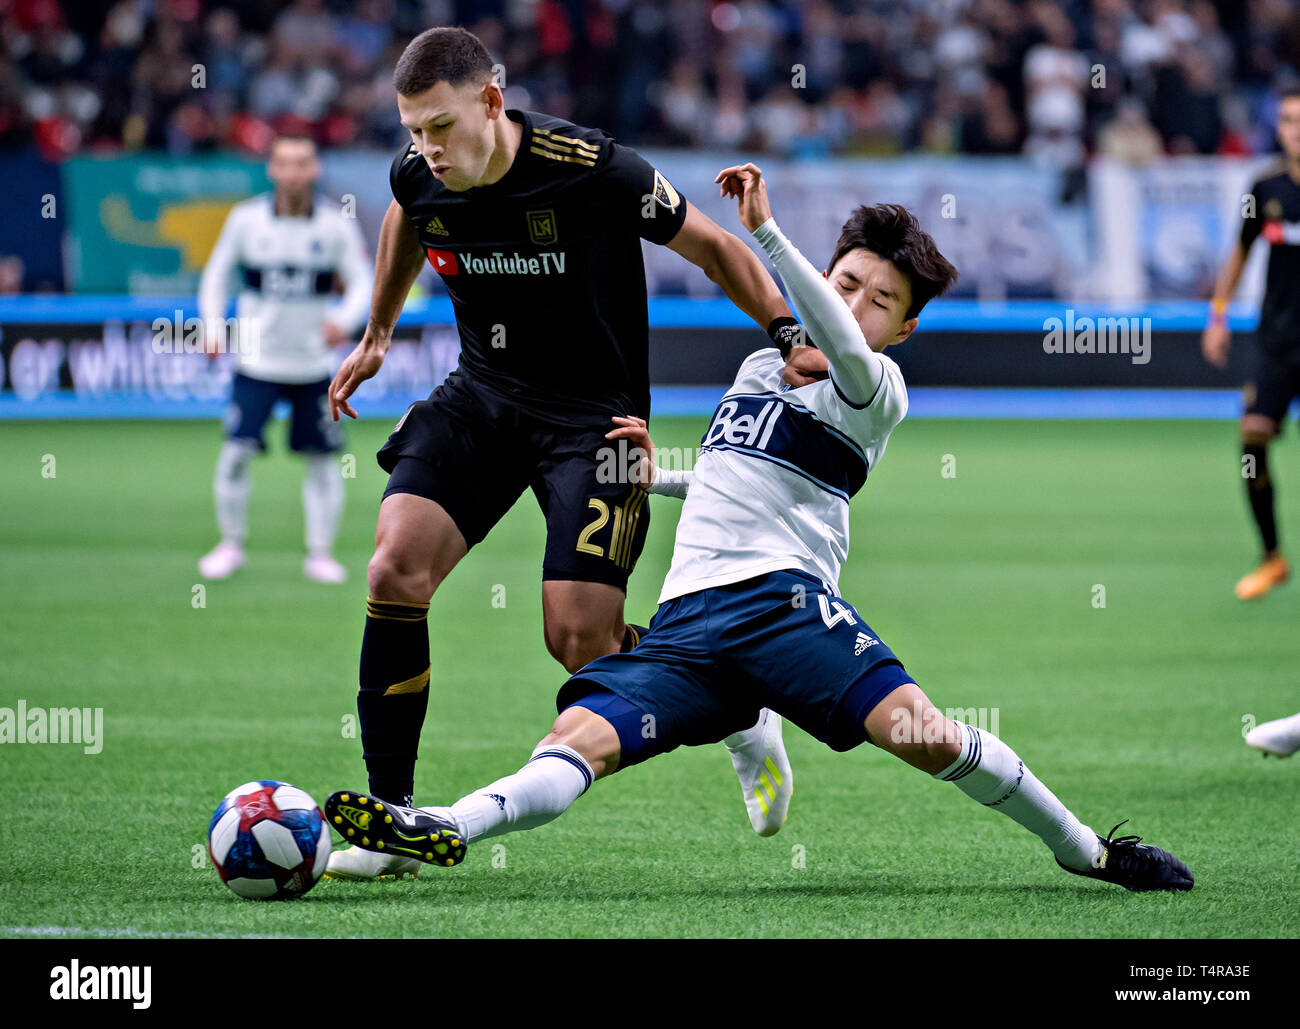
[324,27,815,879]
[1207,89,1300,758]
[1204,90,1300,602]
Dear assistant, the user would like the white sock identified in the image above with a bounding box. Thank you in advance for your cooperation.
[302,453,343,556]
[214,440,255,545]
[424,743,594,843]
[934,724,1101,871]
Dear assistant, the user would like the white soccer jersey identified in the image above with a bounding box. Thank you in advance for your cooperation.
[657,347,906,603]
[198,193,372,383]
[655,216,908,604]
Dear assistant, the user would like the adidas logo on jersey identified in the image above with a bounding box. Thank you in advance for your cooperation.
[425,216,450,237]
[854,632,879,656]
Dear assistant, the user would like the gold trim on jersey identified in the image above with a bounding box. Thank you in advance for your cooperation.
[534,128,600,154]
[529,146,597,167]
[610,488,647,569]
[530,131,598,167]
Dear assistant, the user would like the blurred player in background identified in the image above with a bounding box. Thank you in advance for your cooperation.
[1203,90,1300,601]
[197,135,372,584]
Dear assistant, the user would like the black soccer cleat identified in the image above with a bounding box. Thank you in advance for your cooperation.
[1056,820,1193,892]
[325,790,466,867]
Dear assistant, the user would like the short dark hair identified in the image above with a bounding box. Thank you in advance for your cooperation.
[393,26,494,97]
[271,133,316,152]
[829,204,958,318]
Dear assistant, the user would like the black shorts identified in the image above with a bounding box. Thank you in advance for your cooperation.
[1245,344,1300,427]
[377,370,650,590]
[224,372,342,453]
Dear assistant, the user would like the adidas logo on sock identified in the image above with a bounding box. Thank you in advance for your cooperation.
[488,793,506,810]
[854,632,879,656]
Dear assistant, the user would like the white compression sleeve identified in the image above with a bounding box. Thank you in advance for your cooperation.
[649,467,692,498]
[751,217,884,406]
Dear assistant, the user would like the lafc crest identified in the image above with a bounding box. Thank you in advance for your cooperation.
[527,208,558,245]
[652,170,681,212]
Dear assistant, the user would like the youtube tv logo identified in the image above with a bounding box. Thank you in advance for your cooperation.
[426,247,459,274]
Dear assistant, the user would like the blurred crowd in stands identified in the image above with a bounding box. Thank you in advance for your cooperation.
[1,0,1299,165]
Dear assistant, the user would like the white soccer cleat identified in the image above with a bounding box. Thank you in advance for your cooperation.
[304,554,348,583]
[323,845,421,881]
[724,708,792,836]
[199,541,245,579]
[1245,711,1300,758]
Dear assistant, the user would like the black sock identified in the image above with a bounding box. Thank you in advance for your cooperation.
[1244,444,1279,555]
[357,597,431,807]
[621,623,649,652]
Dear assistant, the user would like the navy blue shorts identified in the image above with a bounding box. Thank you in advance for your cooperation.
[557,569,916,765]
[223,372,341,454]
[377,369,650,589]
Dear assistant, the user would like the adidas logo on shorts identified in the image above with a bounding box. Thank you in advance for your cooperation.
[854,632,879,656]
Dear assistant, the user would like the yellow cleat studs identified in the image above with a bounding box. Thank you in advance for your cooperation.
[347,828,354,837]
[362,837,369,846]
[444,859,454,866]
[358,796,367,805]
[333,815,342,824]
[385,815,392,824]
[424,852,434,860]
[376,840,384,849]
[341,794,350,802]
[376,803,384,812]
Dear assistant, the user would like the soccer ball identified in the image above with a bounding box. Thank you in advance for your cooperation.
[207,780,330,900]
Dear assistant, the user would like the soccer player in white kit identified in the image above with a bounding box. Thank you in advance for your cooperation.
[325,164,1193,892]
[197,136,372,583]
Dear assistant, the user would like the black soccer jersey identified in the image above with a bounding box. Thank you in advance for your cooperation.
[390,109,689,423]
[1240,169,1300,353]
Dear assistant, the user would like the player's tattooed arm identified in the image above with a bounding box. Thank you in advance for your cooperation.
[605,416,691,499]
[328,200,426,420]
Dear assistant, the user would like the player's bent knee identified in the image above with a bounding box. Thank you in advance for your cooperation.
[539,706,621,778]
[1241,415,1277,444]
[367,551,435,603]
[866,686,963,773]
[544,624,620,674]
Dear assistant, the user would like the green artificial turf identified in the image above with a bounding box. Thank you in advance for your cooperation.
[0,415,1294,938]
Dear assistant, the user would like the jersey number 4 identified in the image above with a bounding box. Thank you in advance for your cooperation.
[817,594,858,629]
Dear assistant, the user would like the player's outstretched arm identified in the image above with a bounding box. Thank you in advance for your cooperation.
[1203,241,1246,368]
[328,199,426,420]
[717,163,882,405]
[665,202,792,336]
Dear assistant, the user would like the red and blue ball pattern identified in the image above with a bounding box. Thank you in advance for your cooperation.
[208,780,330,900]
